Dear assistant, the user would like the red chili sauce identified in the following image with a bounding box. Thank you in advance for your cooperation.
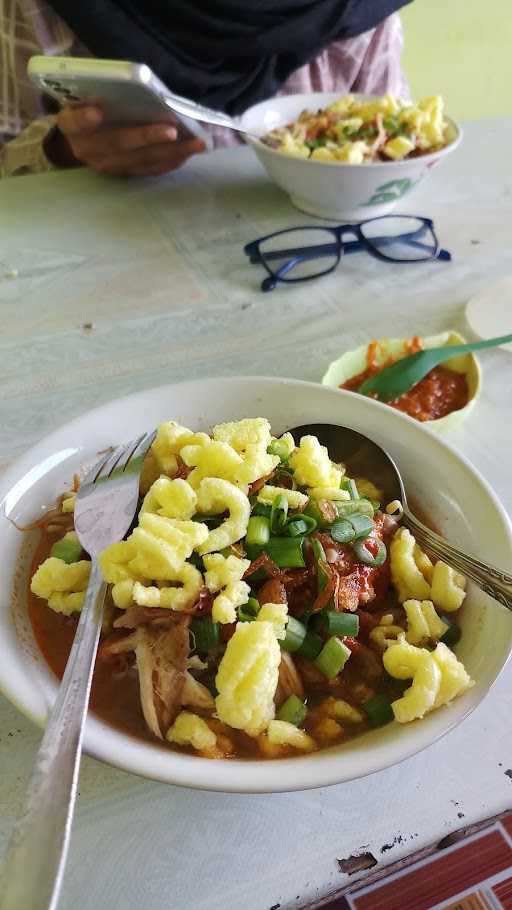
[341,338,469,422]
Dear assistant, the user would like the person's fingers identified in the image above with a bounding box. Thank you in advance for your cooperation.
[71,122,181,165]
[101,122,178,155]
[57,105,104,138]
[56,104,205,175]
[94,137,206,177]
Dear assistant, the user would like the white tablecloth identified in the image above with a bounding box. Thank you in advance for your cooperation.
[1,117,511,910]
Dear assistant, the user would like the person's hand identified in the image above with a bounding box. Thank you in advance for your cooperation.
[47,105,205,176]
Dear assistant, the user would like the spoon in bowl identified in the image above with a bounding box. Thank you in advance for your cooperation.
[160,88,259,140]
[288,423,512,610]
[358,333,512,401]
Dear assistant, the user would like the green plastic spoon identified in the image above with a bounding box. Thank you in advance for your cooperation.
[358,333,512,401]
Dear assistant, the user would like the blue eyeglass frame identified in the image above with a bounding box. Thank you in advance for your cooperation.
[243,215,451,292]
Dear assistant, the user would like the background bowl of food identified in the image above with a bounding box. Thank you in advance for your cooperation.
[0,377,510,793]
[240,92,462,221]
[322,331,481,432]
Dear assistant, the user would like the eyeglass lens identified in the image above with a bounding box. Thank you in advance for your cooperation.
[359,216,436,261]
[258,228,339,280]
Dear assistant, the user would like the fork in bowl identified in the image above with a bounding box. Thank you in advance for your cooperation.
[1,430,155,910]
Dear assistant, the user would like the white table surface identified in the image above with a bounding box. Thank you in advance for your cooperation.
[1,118,512,910]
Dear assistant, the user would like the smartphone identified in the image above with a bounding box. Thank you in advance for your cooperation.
[27,56,212,148]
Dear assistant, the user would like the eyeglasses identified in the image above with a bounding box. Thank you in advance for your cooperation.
[244,215,451,292]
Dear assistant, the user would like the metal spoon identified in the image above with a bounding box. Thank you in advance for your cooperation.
[287,423,512,610]
[161,88,259,140]
[358,333,512,401]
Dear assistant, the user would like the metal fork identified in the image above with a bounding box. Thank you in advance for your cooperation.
[1,430,155,910]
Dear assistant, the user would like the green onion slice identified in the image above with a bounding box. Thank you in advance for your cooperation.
[50,535,82,564]
[349,514,374,540]
[311,538,327,564]
[270,494,289,534]
[267,439,291,463]
[330,513,373,544]
[362,693,394,727]
[246,515,271,548]
[334,499,374,519]
[311,537,331,596]
[352,537,387,567]
[314,637,351,679]
[440,621,461,647]
[330,518,355,544]
[341,478,360,500]
[304,499,337,529]
[238,596,261,622]
[264,536,305,568]
[383,114,400,132]
[251,502,272,518]
[315,611,359,637]
[276,694,307,727]
[245,543,263,562]
[285,514,317,537]
[297,627,323,661]
[281,616,307,653]
[190,617,220,652]
[285,518,308,537]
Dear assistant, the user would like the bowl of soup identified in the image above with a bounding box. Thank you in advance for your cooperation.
[0,377,510,792]
[240,92,461,220]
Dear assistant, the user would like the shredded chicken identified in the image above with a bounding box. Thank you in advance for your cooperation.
[99,618,199,737]
[135,618,190,739]
[275,652,304,706]
[113,589,213,632]
[182,673,215,711]
[113,606,178,630]
[98,631,138,658]
[370,112,387,154]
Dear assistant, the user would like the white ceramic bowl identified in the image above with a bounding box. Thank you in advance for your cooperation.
[240,92,462,220]
[1,377,511,793]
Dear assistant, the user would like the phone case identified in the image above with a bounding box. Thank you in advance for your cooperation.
[27,57,212,147]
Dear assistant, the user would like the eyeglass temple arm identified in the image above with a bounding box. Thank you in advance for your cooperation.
[272,255,311,280]
[256,234,450,264]
[343,237,451,260]
[258,244,339,263]
[259,255,306,291]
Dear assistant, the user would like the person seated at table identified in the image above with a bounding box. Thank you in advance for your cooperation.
[1,0,411,178]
